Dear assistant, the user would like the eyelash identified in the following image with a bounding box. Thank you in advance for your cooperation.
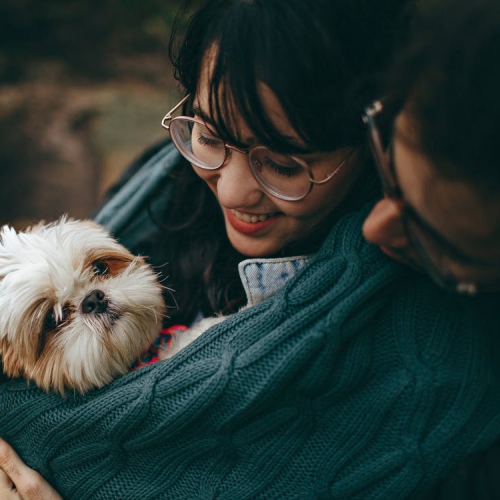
[196,133,221,147]
[263,157,302,177]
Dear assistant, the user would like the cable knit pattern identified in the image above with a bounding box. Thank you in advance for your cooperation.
[1,207,500,499]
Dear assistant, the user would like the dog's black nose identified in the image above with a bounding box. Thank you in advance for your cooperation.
[81,290,108,314]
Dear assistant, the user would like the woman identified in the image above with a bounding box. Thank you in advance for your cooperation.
[1,0,499,499]
[95,0,396,329]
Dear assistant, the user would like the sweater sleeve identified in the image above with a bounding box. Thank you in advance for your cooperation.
[1,207,499,500]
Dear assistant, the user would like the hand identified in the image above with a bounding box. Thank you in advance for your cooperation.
[0,439,62,500]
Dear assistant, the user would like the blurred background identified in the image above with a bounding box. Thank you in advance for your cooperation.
[0,0,195,228]
[0,1,432,229]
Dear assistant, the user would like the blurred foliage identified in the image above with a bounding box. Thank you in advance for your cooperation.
[0,0,192,82]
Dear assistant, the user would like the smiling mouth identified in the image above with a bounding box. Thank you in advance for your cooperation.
[230,209,279,223]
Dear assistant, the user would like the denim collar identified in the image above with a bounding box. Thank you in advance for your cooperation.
[238,255,312,306]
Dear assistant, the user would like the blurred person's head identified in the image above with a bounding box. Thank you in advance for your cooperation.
[362,0,500,294]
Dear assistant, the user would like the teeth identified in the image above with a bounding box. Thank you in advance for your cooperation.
[231,209,275,223]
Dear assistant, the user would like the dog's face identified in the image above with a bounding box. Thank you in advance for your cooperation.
[0,218,165,394]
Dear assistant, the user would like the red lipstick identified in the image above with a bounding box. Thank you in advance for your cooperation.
[225,209,281,235]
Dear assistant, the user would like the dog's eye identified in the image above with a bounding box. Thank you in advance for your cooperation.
[92,260,109,276]
[44,311,58,332]
[43,307,70,333]
[39,307,70,355]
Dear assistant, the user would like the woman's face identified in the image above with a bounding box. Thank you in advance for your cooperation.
[363,110,500,287]
[191,75,362,258]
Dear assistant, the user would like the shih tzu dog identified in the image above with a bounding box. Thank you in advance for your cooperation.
[0,218,166,395]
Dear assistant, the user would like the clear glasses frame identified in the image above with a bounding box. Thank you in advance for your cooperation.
[161,94,354,201]
[363,99,500,295]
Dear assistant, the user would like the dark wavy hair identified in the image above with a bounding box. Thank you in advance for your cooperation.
[385,0,500,195]
[139,0,415,326]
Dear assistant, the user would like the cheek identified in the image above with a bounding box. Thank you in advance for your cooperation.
[191,163,218,193]
[283,167,359,222]
[292,151,365,221]
[191,162,208,180]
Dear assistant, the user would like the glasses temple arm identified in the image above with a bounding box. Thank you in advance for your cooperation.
[161,94,191,130]
[310,149,356,185]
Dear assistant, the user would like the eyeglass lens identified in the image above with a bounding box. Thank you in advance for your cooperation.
[248,146,311,199]
[170,118,311,199]
[170,119,224,169]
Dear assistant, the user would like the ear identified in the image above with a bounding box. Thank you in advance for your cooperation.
[362,198,408,249]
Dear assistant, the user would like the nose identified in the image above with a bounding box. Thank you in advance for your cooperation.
[215,150,264,207]
[81,290,108,314]
[362,197,408,249]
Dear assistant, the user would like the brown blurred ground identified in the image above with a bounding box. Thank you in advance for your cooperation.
[0,0,191,228]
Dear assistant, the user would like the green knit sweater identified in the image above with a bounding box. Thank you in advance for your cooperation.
[1,207,499,500]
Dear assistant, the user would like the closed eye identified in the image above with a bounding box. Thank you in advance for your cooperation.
[197,133,223,147]
[262,157,303,177]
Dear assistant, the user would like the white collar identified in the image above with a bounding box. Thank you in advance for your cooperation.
[238,255,311,306]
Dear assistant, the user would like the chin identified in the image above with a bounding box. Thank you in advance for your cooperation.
[0,218,165,395]
[225,226,284,258]
[228,236,283,258]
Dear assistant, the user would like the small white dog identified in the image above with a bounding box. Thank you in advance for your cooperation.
[0,218,166,395]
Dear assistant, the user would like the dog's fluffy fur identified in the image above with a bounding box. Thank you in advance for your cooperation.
[0,218,165,395]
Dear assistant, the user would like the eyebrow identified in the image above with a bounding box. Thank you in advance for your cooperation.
[192,105,216,127]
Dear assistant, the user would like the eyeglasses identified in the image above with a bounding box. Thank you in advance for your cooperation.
[363,99,499,295]
[161,94,354,201]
